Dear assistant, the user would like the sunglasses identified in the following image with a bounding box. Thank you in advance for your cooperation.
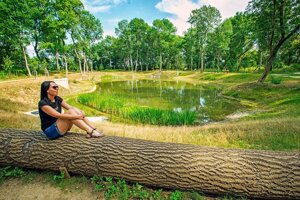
[51,86,59,90]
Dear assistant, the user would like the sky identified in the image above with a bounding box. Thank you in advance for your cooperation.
[82,0,251,36]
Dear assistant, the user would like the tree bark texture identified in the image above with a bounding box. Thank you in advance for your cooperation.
[21,45,31,77]
[0,129,299,199]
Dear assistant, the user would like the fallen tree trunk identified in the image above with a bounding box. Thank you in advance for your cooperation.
[0,129,299,199]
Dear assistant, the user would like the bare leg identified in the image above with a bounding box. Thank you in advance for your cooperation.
[56,119,73,134]
[83,117,96,129]
[70,108,96,129]
[56,109,103,137]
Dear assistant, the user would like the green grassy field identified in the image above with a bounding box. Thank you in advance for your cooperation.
[0,70,299,199]
[1,71,299,151]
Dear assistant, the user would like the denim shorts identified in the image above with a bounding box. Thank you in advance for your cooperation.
[43,123,63,140]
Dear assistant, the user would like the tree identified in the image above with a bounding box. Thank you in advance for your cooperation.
[30,0,48,61]
[115,20,132,70]
[247,0,300,83]
[182,28,197,70]
[278,34,300,66]
[207,19,233,71]
[77,10,103,72]
[152,19,177,71]
[0,0,34,76]
[188,6,221,72]
[127,18,150,71]
[3,56,14,75]
[1,129,300,199]
[226,12,254,72]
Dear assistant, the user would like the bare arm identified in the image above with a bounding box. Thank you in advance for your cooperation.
[61,101,85,116]
[41,105,83,120]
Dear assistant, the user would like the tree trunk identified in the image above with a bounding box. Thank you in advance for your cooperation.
[130,53,133,72]
[83,53,89,73]
[123,58,126,71]
[198,51,201,70]
[90,60,93,73]
[0,129,299,200]
[146,51,149,71]
[190,54,193,70]
[258,52,275,83]
[63,55,68,78]
[201,50,204,72]
[21,44,31,77]
[55,51,60,71]
[216,50,220,72]
[33,30,41,61]
[135,49,138,72]
[259,50,263,71]
[257,7,300,83]
[74,49,83,74]
[159,51,162,71]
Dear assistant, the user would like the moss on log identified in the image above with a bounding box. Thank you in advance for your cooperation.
[0,128,299,199]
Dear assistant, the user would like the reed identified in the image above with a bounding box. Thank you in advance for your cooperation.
[78,93,197,125]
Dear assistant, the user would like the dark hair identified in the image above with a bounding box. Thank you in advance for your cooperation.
[40,81,55,100]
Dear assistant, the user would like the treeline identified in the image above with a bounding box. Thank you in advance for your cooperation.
[0,0,299,82]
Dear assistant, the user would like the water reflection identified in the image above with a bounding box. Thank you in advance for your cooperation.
[98,80,244,123]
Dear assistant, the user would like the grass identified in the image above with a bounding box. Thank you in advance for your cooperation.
[0,70,299,199]
[0,71,299,151]
[100,116,300,151]
[1,166,249,200]
[0,166,196,200]
[0,166,25,185]
[77,93,197,125]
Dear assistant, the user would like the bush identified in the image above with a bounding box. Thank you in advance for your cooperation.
[291,63,300,71]
[270,76,282,84]
[0,166,25,183]
[203,74,216,80]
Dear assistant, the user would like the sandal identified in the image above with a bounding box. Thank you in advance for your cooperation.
[86,128,105,138]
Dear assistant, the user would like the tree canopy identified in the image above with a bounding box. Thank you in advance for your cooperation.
[0,0,299,82]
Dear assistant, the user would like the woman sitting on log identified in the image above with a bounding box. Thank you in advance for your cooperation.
[38,81,104,139]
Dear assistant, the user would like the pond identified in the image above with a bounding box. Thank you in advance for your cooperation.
[78,80,245,125]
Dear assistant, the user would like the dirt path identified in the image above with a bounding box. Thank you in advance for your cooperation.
[0,178,101,200]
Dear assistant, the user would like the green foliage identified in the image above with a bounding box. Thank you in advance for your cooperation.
[203,74,216,80]
[78,93,197,125]
[170,190,183,200]
[270,76,282,84]
[3,56,14,74]
[53,171,65,182]
[0,0,298,77]
[122,107,197,125]
[50,172,91,190]
[51,171,66,189]
[91,176,165,200]
[272,65,300,73]
[152,189,165,200]
[0,166,25,184]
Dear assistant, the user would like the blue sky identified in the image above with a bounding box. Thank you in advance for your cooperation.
[82,0,250,36]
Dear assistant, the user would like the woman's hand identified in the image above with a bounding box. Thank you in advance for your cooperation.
[73,107,86,117]
[76,113,85,120]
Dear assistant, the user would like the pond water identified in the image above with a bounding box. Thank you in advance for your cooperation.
[95,80,244,124]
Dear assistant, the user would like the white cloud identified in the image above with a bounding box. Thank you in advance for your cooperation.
[155,0,198,35]
[86,5,111,13]
[104,28,117,37]
[82,0,127,13]
[199,0,250,20]
[107,18,123,24]
[155,0,250,35]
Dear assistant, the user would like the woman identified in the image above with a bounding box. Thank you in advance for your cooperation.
[38,81,104,139]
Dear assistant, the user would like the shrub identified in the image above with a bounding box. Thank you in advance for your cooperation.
[270,76,282,84]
